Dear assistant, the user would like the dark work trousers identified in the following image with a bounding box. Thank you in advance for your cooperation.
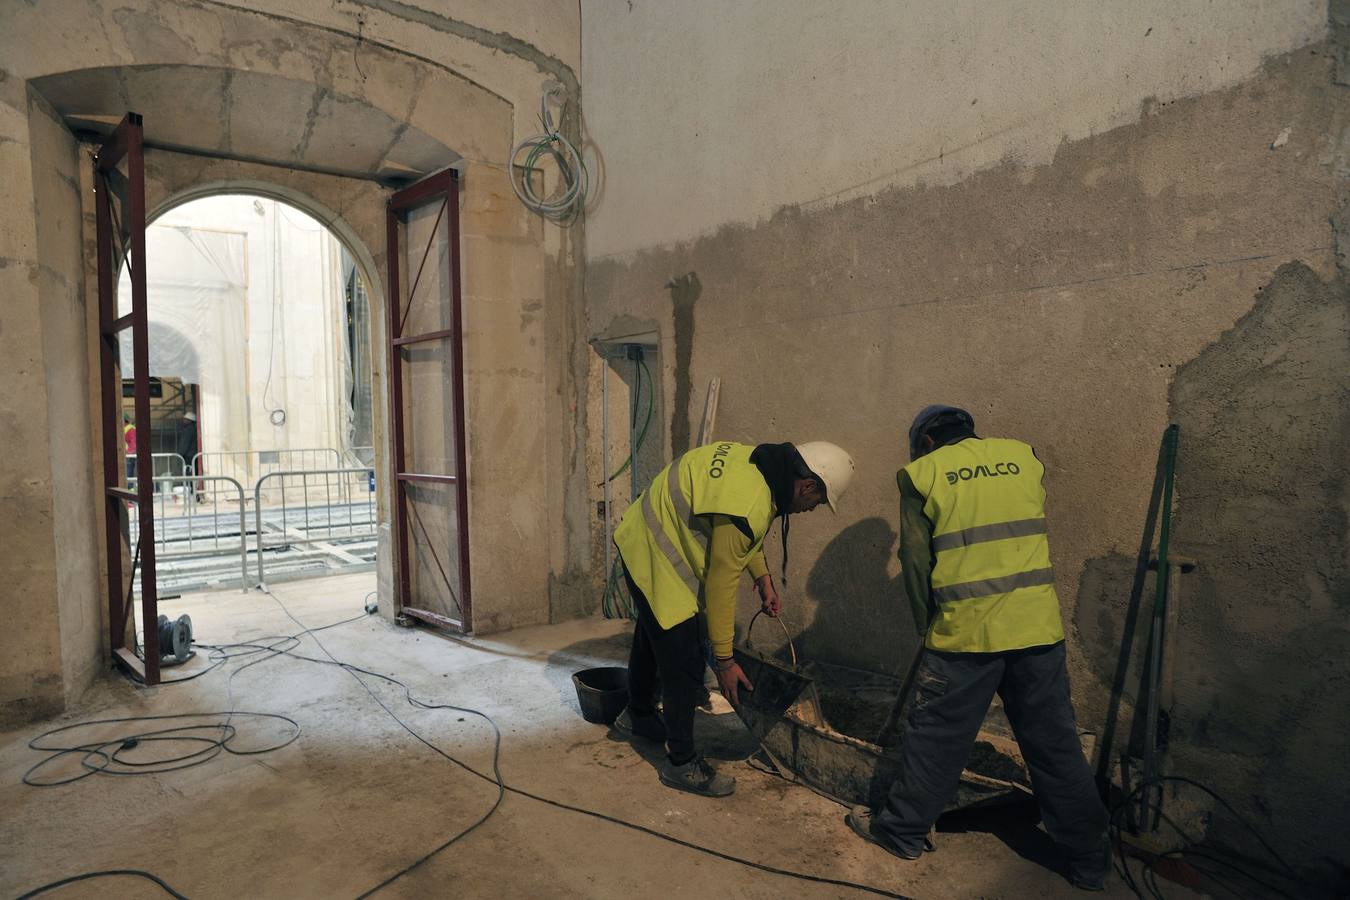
[874,641,1109,865]
[622,564,704,765]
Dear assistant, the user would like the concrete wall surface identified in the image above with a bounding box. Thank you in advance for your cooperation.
[29,91,104,709]
[582,0,1348,882]
[0,84,64,725]
[582,0,1328,260]
[0,0,586,721]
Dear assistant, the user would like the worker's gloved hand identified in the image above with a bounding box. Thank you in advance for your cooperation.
[714,657,753,706]
[753,575,781,617]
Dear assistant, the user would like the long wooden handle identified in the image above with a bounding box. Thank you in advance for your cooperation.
[875,648,926,747]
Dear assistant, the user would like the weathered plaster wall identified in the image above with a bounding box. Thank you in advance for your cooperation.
[1,0,587,720]
[29,92,103,707]
[1168,263,1347,880]
[582,0,1327,260]
[457,158,552,632]
[0,86,64,726]
[1079,261,1349,882]
[583,1,1347,880]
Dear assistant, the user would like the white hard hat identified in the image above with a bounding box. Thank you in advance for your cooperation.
[795,441,855,513]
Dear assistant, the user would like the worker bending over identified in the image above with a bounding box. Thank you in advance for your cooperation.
[847,406,1110,891]
[612,440,855,797]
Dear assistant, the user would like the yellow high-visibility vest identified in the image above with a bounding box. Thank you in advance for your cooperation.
[903,437,1064,653]
[614,441,774,630]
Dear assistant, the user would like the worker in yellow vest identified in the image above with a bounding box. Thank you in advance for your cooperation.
[612,440,855,797]
[847,406,1110,891]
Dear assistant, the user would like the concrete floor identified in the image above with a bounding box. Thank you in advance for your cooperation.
[2,573,1175,899]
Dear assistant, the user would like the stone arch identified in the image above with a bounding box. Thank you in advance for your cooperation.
[2,0,584,724]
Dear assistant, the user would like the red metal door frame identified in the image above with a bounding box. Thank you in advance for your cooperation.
[386,168,473,632]
[96,113,162,682]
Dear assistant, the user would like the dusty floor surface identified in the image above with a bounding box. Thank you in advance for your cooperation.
[1,574,1184,899]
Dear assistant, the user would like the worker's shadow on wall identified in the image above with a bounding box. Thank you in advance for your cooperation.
[795,518,918,676]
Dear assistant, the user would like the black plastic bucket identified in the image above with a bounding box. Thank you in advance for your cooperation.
[572,666,629,724]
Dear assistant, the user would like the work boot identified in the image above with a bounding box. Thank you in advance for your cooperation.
[659,754,735,797]
[1067,835,1112,891]
[612,707,667,743]
[846,806,925,860]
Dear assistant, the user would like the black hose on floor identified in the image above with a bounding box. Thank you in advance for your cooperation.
[16,595,915,900]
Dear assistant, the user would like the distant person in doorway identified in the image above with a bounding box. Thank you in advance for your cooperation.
[123,412,137,482]
[175,411,201,501]
[846,406,1110,891]
[611,440,855,797]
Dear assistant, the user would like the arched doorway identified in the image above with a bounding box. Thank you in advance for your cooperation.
[5,2,577,710]
[117,192,383,596]
[90,111,480,683]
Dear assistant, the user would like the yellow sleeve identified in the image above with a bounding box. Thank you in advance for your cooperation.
[746,547,769,581]
[703,515,757,658]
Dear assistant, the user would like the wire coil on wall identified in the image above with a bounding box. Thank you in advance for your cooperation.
[508,83,588,224]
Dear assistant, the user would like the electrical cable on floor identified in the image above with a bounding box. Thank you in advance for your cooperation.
[23,709,301,786]
[31,586,1307,900]
[242,588,502,899]
[252,589,914,899]
[22,611,370,788]
[16,868,188,900]
[20,594,914,899]
[1108,773,1306,899]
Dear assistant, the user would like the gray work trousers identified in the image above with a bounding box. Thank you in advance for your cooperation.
[873,641,1109,869]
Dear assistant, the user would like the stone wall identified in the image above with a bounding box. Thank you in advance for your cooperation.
[0,0,586,722]
[0,86,64,724]
[29,91,104,708]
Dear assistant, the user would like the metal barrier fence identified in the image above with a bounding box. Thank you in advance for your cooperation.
[127,474,249,591]
[191,448,344,487]
[151,452,190,480]
[253,467,377,585]
[123,455,378,594]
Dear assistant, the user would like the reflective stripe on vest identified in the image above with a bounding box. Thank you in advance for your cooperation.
[639,453,703,598]
[903,437,1065,653]
[613,442,773,632]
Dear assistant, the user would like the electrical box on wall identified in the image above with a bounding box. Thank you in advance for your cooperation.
[591,333,663,614]
[593,335,661,498]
